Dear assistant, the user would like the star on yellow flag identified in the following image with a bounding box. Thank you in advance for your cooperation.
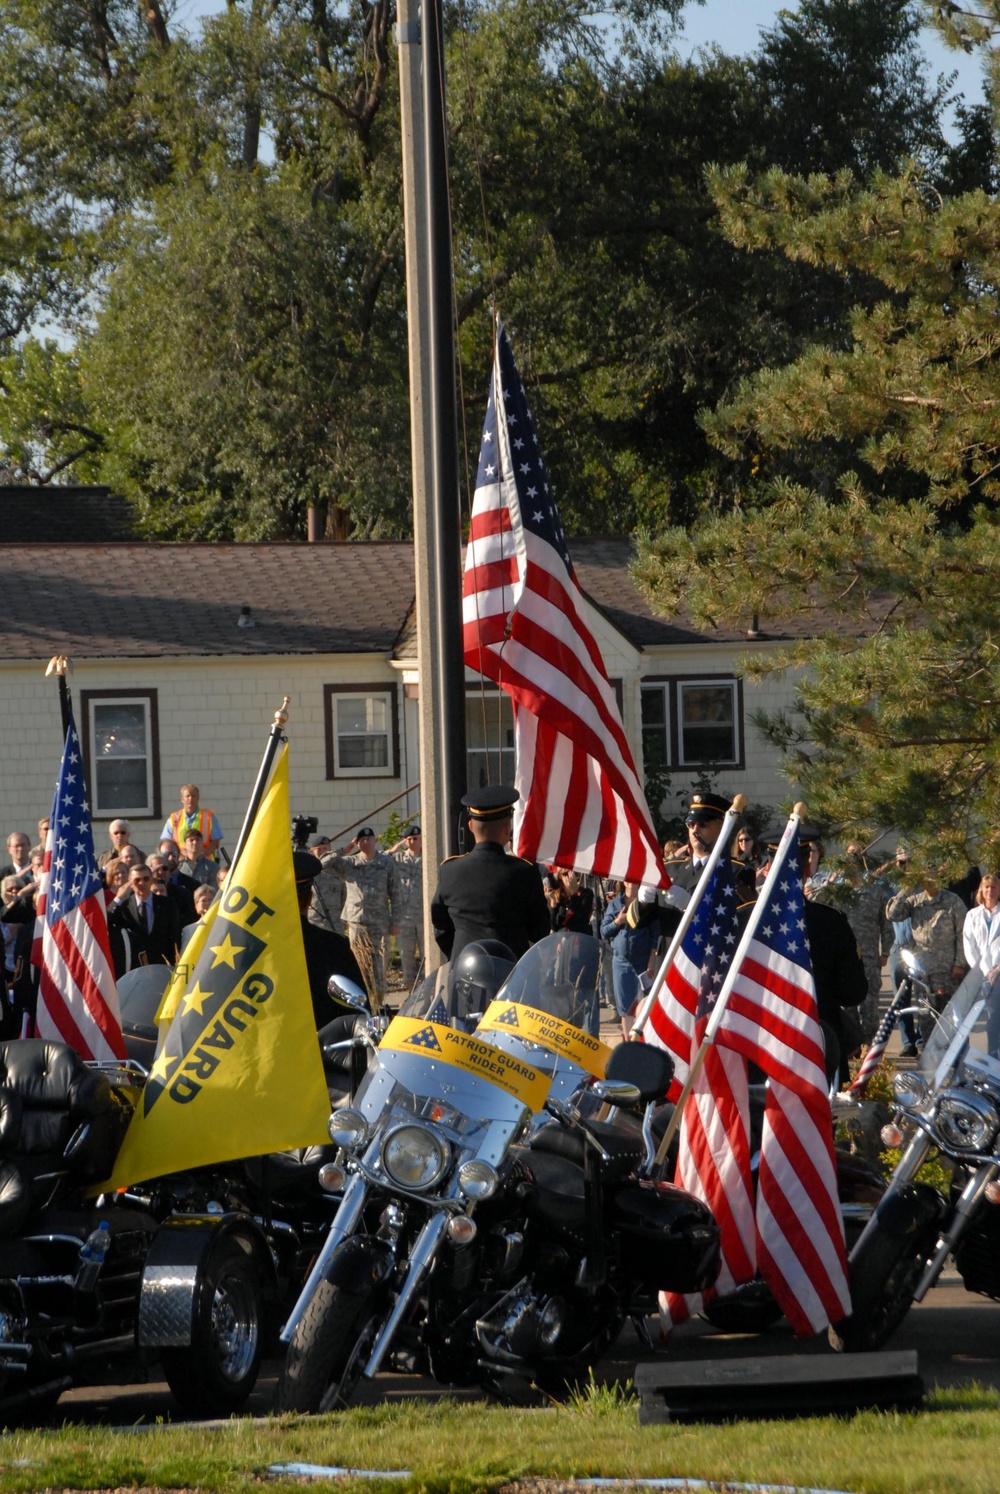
[102,746,330,1189]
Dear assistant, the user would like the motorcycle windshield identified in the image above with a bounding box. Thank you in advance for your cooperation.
[473,932,615,1104]
[398,963,484,1032]
[345,1010,549,1177]
[921,966,998,1085]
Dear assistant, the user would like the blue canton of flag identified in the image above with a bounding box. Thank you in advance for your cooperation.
[681,862,742,1024]
[45,723,103,923]
[426,997,449,1026]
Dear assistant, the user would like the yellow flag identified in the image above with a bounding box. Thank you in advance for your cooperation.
[103,747,330,1189]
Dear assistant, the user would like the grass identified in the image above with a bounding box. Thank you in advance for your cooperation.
[2,1387,1000,1493]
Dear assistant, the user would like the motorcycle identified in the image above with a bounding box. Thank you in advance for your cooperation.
[834,949,1000,1351]
[275,932,720,1411]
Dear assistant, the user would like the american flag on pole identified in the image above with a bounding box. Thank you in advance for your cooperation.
[654,824,850,1336]
[849,984,908,1095]
[33,712,126,1061]
[462,322,664,885]
[654,861,757,1329]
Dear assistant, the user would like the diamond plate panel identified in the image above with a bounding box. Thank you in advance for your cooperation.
[138,1264,197,1347]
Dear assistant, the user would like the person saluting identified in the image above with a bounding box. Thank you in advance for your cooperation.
[430,786,550,964]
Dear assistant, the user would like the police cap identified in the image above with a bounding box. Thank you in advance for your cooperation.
[684,791,730,825]
[293,851,324,883]
[462,784,519,821]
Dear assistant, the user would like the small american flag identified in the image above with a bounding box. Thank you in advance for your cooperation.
[462,322,664,885]
[33,713,125,1061]
[655,861,756,1329]
[849,985,908,1095]
[652,823,850,1337]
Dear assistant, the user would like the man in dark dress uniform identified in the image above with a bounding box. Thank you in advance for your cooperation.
[628,790,739,946]
[294,852,367,1028]
[431,786,550,963]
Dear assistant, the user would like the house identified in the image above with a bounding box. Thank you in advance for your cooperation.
[0,537,805,850]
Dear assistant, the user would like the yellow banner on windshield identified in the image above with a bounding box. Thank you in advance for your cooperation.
[477,1001,613,1079]
[380,1017,549,1111]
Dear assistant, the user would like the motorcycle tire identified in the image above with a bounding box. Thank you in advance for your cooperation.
[701,1283,783,1335]
[275,1278,384,1414]
[161,1240,263,1416]
[836,1219,932,1352]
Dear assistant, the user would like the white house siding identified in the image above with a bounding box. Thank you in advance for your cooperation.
[0,655,413,850]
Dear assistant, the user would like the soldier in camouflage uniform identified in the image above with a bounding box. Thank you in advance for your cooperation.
[317,826,397,1004]
[389,826,423,988]
[885,876,967,1040]
[812,851,891,1041]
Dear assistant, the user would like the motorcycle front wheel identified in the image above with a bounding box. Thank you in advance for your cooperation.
[275,1279,384,1413]
[836,1218,932,1352]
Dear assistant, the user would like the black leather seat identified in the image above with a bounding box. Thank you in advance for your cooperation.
[0,1041,122,1237]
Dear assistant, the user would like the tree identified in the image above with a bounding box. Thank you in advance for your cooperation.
[633,147,1000,871]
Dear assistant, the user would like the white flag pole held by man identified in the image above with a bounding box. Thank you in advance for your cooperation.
[630,794,746,1042]
[653,802,808,1172]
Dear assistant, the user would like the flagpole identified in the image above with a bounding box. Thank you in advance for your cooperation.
[222,698,291,885]
[652,801,807,1174]
[630,794,746,1041]
[44,655,72,737]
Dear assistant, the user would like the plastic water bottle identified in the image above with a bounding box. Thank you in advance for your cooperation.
[75,1221,111,1292]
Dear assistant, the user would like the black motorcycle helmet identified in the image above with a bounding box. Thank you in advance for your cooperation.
[450,940,516,1023]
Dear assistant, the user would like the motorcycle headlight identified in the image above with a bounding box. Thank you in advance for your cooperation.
[457,1159,499,1200]
[380,1123,450,1191]
[892,1072,929,1109]
[935,1090,999,1153]
[328,1107,369,1151]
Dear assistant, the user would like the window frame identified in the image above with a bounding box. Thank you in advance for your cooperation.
[465,688,516,791]
[324,683,400,779]
[640,673,745,771]
[80,688,161,821]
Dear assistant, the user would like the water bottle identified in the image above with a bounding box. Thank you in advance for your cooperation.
[75,1221,111,1293]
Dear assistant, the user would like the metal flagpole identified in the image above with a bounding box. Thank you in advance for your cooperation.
[630,794,746,1040]
[222,697,291,886]
[652,801,807,1174]
[44,655,73,737]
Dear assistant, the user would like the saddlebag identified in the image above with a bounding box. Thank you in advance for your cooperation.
[609,1178,721,1294]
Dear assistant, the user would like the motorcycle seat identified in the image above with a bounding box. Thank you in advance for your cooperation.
[242,1144,340,1204]
[527,1118,645,1182]
[0,1041,125,1237]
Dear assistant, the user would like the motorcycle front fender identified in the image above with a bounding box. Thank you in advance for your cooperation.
[324,1235,395,1295]
[871,1182,945,1240]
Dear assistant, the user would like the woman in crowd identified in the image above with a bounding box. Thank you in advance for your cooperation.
[546,865,595,934]
[963,871,1000,1051]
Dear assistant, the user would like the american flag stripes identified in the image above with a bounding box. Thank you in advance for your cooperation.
[849,984,908,1095]
[653,822,850,1337]
[462,323,664,886]
[33,713,126,1061]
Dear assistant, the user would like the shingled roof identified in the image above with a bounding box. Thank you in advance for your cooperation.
[0,543,416,660]
[0,537,849,663]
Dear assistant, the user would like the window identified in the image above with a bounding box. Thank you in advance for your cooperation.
[324,685,399,778]
[81,690,160,818]
[466,692,515,790]
[640,675,743,769]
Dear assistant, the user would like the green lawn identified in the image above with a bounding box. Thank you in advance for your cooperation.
[1,1387,1000,1494]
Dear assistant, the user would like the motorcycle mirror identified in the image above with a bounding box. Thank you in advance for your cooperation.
[590,1079,642,1108]
[328,975,368,1009]
[900,948,926,978]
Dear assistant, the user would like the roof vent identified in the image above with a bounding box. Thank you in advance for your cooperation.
[237,604,257,629]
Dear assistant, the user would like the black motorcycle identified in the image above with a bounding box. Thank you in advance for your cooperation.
[275,932,720,1411]
[834,952,1000,1351]
[0,1037,277,1419]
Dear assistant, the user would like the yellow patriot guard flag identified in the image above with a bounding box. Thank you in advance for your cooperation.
[104,747,330,1189]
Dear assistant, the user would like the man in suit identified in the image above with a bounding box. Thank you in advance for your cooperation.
[430,785,550,964]
[109,863,181,970]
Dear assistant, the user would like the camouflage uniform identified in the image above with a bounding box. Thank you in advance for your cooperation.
[307,866,347,936]
[884,886,968,1036]
[813,877,891,1040]
[320,848,397,1001]
[392,850,423,987]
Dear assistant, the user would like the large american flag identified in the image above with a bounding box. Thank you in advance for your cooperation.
[33,712,126,1061]
[462,323,664,885]
[652,824,850,1336]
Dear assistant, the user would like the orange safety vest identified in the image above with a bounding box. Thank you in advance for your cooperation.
[168,808,220,857]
